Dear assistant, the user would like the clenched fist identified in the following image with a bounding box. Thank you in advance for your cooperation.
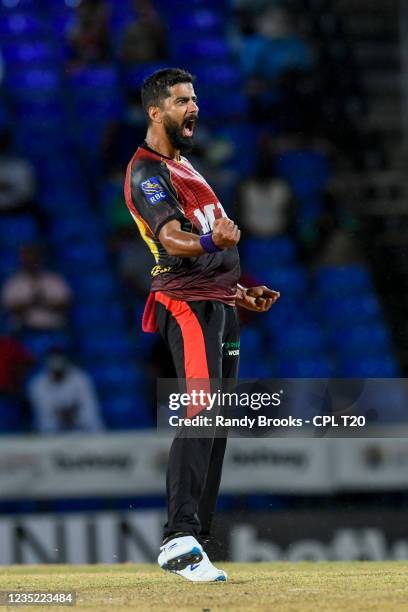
[212,218,241,249]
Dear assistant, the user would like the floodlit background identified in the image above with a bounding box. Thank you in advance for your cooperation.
[0,0,407,564]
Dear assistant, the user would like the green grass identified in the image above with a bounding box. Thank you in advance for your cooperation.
[1,563,408,611]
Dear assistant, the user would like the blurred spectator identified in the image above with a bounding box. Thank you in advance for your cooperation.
[241,7,313,81]
[0,129,36,215]
[239,6,314,122]
[237,145,294,237]
[28,348,104,433]
[67,0,111,66]
[119,0,167,65]
[102,89,145,174]
[315,199,362,268]
[230,0,271,24]
[1,245,72,332]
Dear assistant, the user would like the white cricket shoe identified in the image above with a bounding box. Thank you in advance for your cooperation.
[173,551,227,582]
[158,535,203,572]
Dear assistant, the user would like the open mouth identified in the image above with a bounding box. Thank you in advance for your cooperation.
[182,117,196,138]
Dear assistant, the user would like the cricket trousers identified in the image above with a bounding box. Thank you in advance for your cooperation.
[155,291,240,543]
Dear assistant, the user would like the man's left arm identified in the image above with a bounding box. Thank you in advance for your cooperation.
[236,283,280,312]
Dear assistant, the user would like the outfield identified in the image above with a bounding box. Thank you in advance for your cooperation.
[1,563,408,611]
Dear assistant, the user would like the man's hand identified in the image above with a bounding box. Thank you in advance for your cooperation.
[237,285,280,312]
[212,218,241,249]
[159,218,240,258]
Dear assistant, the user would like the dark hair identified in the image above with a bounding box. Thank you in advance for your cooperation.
[141,68,194,121]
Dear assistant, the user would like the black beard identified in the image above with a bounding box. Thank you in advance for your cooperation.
[163,115,195,154]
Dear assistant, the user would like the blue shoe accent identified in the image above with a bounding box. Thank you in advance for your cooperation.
[215,574,226,581]
[190,563,200,571]
[191,546,202,555]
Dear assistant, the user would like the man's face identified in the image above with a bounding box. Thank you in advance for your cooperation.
[160,82,199,153]
[46,353,69,380]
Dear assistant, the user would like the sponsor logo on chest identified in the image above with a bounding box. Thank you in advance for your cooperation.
[140,177,167,205]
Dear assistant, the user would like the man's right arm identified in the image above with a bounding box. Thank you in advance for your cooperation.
[159,218,241,258]
[130,160,240,257]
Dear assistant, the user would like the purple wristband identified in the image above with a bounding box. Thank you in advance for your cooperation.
[199,232,222,254]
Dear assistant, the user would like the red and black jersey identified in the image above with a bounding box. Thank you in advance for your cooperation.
[124,143,240,305]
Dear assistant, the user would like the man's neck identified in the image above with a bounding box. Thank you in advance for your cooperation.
[145,129,180,161]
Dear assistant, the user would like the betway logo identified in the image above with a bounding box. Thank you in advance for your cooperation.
[222,341,240,357]
[230,525,408,561]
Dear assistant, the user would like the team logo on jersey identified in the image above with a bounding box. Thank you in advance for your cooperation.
[140,177,168,205]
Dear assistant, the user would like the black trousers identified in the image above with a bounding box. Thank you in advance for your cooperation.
[155,297,240,542]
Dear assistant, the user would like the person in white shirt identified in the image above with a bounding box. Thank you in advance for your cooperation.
[28,349,104,433]
[1,245,72,331]
[237,158,293,237]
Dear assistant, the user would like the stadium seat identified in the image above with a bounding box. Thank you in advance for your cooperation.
[70,273,116,299]
[123,63,168,89]
[193,64,241,89]
[237,357,273,378]
[88,363,141,393]
[239,327,263,354]
[69,65,119,90]
[330,323,391,354]
[102,397,153,429]
[315,265,373,296]
[262,295,317,335]
[156,0,221,16]
[49,216,102,245]
[273,323,326,355]
[22,330,72,358]
[14,98,64,123]
[7,68,60,95]
[171,37,230,62]
[212,123,264,174]
[0,248,20,282]
[0,396,25,433]
[2,41,57,66]
[0,12,45,38]
[108,5,133,38]
[318,294,382,325]
[80,333,133,361]
[277,356,334,377]
[73,302,125,330]
[261,266,308,297]
[240,236,297,267]
[168,9,223,35]
[67,66,123,143]
[197,91,248,120]
[0,0,38,12]
[40,189,90,214]
[0,215,38,246]
[275,149,331,200]
[57,242,108,270]
[338,355,401,377]
[14,126,67,158]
